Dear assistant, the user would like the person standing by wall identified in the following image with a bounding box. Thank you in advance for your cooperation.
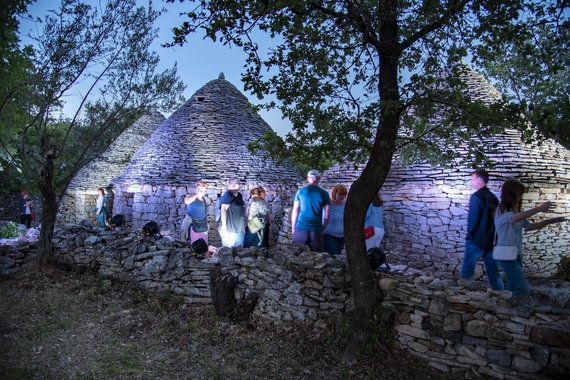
[94,187,108,228]
[17,190,33,228]
[494,179,566,298]
[323,184,347,255]
[364,191,385,252]
[220,178,246,247]
[291,169,330,251]
[244,187,271,248]
[187,180,210,244]
[460,170,504,290]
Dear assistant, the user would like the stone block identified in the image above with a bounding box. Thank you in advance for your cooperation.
[444,313,462,331]
[465,319,511,341]
[512,356,542,374]
[395,324,430,340]
[487,349,512,367]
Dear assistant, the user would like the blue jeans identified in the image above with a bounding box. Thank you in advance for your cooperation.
[497,256,531,297]
[323,234,344,255]
[461,240,504,290]
[96,207,107,228]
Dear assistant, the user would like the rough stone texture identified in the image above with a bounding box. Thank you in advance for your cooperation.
[319,69,570,279]
[110,76,301,240]
[58,112,166,224]
[2,226,569,378]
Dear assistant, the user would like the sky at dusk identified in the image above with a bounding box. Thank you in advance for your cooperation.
[20,0,293,136]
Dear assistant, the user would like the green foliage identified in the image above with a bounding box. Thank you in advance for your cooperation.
[475,4,569,150]
[0,222,20,238]
[167,0,554,170]
[0,0,186,194]
[555,255,570,281]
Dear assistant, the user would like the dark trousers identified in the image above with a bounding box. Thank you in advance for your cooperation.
[292,229,324,252]
[19,214,32,228]
[323,234,344,255]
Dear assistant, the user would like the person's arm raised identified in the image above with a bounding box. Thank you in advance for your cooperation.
[511,201,554,223]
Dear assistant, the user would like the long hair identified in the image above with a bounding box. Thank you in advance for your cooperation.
[499,179,525,213]
[331,184,347,201]
[372,191,383,207]
[97,187,105,195]
[250,187,266,199]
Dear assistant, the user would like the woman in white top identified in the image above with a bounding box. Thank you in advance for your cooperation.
[364,191,385,252]
[494,179,565,297]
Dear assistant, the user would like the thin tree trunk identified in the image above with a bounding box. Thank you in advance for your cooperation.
[342,0,400,362]
[38,152,58,266]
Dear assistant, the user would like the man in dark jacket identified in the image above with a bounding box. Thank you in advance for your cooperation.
[460,170,504,290]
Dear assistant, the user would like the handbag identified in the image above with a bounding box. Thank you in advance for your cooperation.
[30,212,36,221]
[364,226,375,240]
[492,245,518,261]
[191,218,209,233]
[247,216,264,233]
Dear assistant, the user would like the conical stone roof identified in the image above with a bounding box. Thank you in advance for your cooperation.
[114,75,300,185]
[68,111,165,191]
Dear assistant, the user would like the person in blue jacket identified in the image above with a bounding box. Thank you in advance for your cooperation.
[460,170,503,290]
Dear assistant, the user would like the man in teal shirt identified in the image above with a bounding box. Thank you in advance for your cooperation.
[291,169,330,251]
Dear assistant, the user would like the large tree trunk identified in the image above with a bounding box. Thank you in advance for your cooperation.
[38,152,59,266]
[342,0,400,362]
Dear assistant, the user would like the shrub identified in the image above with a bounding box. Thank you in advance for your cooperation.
[0,221,20,238]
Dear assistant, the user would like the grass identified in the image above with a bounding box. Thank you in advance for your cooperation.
[0,268,451,379]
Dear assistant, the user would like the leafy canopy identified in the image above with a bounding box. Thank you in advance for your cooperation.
[169,0,566,171]
[0,0,186,194]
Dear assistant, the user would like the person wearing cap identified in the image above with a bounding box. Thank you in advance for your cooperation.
[291,169,330,251]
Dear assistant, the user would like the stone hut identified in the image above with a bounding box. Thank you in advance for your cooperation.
[320,70,570,278]
[58,112,165,224]
[112,74,301,241]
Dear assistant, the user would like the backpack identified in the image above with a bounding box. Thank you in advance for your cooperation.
[142,220,160,236]
[110,214,125,227]
[191,238,208,255]
[367,248,386,270]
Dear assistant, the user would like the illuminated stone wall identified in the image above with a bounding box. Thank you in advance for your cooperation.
[58,112,165,224]
[320,129,570,278]
[111,74,302,240]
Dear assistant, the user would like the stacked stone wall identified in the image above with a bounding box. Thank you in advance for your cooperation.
[2,227,568,377]
[321,129,570,278]
[113,182,298,245]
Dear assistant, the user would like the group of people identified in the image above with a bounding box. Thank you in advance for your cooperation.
[291,169,385,255]
[180,178,272,250]
[179,170,386,256]
[462,170,566,299]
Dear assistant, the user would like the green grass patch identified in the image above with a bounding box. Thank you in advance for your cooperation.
[97,346,144,376]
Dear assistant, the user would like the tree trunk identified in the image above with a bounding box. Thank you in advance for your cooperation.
[38,152,59,266]
[342,0,400,362]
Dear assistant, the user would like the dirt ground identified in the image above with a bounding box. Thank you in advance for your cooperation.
[0,268,449,379]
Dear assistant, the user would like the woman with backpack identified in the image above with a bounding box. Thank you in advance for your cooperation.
[494,179,566,297]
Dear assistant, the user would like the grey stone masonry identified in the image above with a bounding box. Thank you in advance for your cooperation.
[110,75,301,237]
[2,226,569,378]
[58,112,165,224]
[319,68,570,279]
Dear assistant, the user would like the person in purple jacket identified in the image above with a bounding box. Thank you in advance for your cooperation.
[460,170,504,290]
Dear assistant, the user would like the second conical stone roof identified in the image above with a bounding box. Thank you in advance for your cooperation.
[114,75,301,185]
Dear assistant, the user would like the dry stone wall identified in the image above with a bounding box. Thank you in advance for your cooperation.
[113,182,298,246]
[321,129,570,278]
[1,226,569,378]
[58,112,165,225]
